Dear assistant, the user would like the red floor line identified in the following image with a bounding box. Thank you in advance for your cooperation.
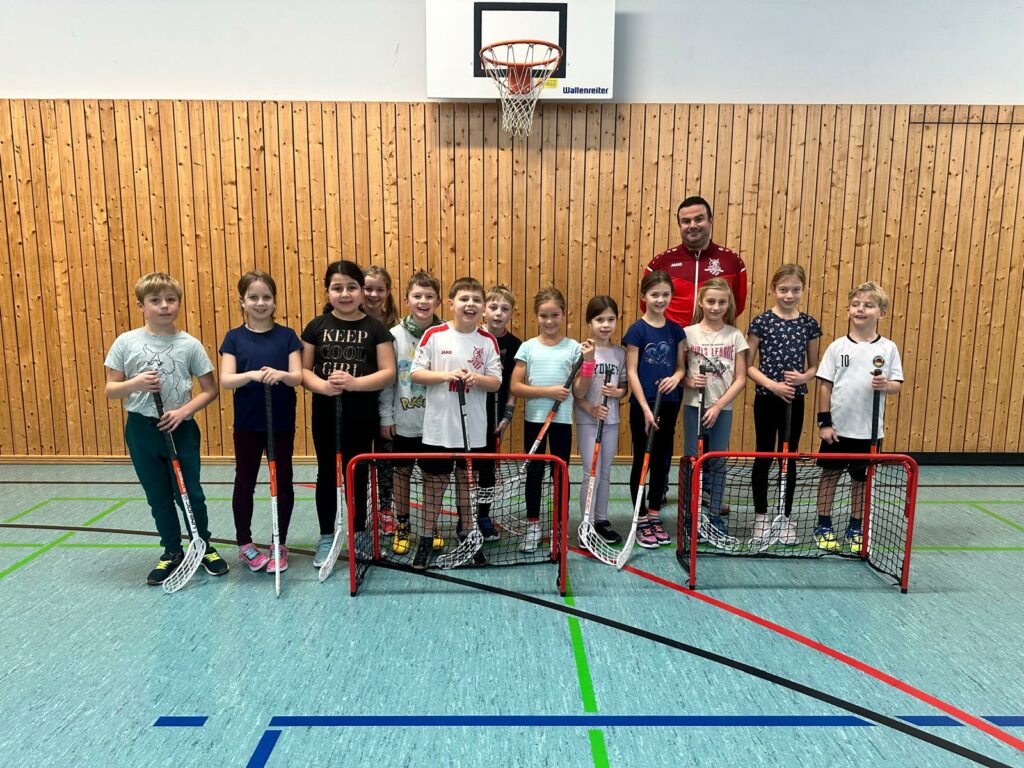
[568,546,1024,755]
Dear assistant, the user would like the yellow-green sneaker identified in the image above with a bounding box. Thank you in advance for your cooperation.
[814,526,842,553]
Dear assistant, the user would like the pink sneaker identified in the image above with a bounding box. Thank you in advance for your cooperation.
[238,543,270,572]
[635,521,659,549]
[266,545,288,573]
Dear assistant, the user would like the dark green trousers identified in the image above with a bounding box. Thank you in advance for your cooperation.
[125,412,211,553]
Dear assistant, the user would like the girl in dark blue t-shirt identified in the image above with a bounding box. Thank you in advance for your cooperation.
[220,271,303,574]
[623,270,687,549]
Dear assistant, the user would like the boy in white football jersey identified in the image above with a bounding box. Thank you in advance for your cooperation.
[410,277,502,569]
[814,282,903,554]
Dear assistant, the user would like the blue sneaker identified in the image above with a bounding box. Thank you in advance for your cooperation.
[313,534,334,567]
[845,525,863,555]
[814,526,842,552]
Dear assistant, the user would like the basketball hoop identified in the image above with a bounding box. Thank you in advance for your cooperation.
[480,39,563,137]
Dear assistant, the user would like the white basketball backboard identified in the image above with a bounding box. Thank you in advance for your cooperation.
[426,0,616,100]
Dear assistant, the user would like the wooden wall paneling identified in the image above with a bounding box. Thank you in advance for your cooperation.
[334,102,356,265]
[952,108,991,451]
[156,102,184,280]
[701,106,721,218]
[349,103,370,267]
[217,102,243,332]
[81,101,117,453]
[724,105,747,277]
[995,114,1024,452]
[479,105,497,290]
[712,105,734,254]
[930,109,969,451]
[620,105,644,331]
[782,105,808,265]
[321,101,342,263]
[232,102,256,273]
[64,100,107,454]
[292,102,316,352]
[650,104,675,263]
[38,101,75,454]
[306,102,328,278]
[26,100,66,454]
[437,103,456,288]
[423,104,441,280]
[170,102,203,399]
[143,102,169,275]
[829,106,857,353]
[465,103,483,290]
[807,106,835,344]
[125,101,154,275]
[576,104,603,338]
[247,102,270,271]
[685,104,704,220]
[636,105,661,320]
[0,100,25,455]
[45,100,85,455]
[409,103,429,272]
[918,112,953,452]
[595,103,616,315]
[609,104,630,328]
[365,102,388,268]
[188,103,217,449]
[395,103,415,283]
[525,110,544,334]
[452,104,470,278]
[8,101,48,454]
[898,107,934,450]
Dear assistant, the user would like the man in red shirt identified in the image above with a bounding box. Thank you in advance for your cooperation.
[644,196,748,325]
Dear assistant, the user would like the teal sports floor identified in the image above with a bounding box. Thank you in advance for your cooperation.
[1,463,1023,767]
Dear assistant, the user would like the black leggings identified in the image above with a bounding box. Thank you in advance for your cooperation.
[751,394,805,516]
[523,421,573,520]
[311,394,377,534]
[629,399,681,513]
[232,429,295,545]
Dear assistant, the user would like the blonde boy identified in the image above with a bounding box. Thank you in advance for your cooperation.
[814,282,904,553]
[104,273,225,585]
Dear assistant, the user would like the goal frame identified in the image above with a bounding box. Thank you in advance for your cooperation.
[677,450,919,593]
[346,451,569,596]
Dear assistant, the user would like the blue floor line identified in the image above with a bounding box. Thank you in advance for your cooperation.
[245,730,281,768]
[153,716,208,727]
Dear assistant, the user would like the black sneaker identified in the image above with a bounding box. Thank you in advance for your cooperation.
[477,516,500,542]
[594,521,623,545]
[147,550,184,585]
[201,546,230,576]
[412,536,433,571]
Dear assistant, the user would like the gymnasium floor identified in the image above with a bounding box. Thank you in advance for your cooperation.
[1,462,1022,768]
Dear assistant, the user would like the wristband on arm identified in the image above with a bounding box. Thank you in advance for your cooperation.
[580,360,596,377]
[503,404,515,421]
[817,411,832,429]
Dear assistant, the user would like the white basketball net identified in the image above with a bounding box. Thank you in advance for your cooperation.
[480,41,563,137]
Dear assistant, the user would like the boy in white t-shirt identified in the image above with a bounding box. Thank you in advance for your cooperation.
[814,282,904,554]
[410,277,502,569]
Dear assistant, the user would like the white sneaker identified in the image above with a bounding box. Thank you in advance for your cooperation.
[751,514,768,540]
[519,522,542,553]
[778,517,799,545]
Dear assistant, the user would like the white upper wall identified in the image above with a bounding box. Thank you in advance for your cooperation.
[2,0,1022,103]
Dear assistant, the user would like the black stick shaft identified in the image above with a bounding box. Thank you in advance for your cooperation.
[264,384,276,462]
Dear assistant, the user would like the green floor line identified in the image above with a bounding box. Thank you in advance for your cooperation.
[915,546,1024,552]
[82,500,129,526]
[917,499,1024,505]
[968,503,1024,533]
[0,533,74,581]
[4,499,53,523]
[58,542,162,549]
[564,576,609,768]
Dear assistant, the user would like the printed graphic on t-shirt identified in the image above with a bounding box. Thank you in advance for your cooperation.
[643,341,673,367]
[469,345,484,370]
[689,343,735,377]
[316,327,371,375]
[140,343,194,404]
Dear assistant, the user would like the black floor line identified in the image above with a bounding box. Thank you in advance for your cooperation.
[1,521,1017,767]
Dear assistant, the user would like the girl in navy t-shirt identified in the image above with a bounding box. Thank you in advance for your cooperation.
[623,270,687,549]
[220,271,303,574]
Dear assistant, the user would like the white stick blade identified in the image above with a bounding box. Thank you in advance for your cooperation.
[162,538,206,594]
[578,521,620,567]
[435,529,484,569]
[317,531,345,583]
